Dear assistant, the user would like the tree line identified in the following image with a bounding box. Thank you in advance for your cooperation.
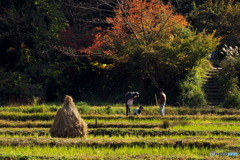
[0,0,240,106]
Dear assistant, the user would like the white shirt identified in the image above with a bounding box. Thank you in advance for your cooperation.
[134,108,140,115]
[127,98,134,106]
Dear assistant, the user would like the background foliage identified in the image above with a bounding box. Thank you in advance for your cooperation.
[217,48,240,109]
[0,0,240,107]
[179,59,212,107]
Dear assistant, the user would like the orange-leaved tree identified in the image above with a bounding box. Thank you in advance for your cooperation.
[80,0,188,58]
[79,0,189,89]
[80,0,219,91]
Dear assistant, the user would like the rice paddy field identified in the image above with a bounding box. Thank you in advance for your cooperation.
[0,103,239,160]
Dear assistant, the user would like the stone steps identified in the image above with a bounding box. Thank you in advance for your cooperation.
[203,67,223,106]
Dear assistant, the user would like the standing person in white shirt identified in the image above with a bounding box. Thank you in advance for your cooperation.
[125,92,139,116]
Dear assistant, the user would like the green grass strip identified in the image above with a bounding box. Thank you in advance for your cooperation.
[0,137,231,148]
[1,105,240,116]
[0,128,239,138]
[0,145,214,160]
[0,112,240,121]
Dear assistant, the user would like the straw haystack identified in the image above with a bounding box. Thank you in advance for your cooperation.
[49,95,88,138]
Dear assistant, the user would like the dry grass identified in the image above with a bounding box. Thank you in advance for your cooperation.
[49,95,88,138]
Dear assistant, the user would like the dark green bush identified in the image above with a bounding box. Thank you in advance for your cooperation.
[217,57,240,108]
[162,120,170,129]
[178,59,211,107]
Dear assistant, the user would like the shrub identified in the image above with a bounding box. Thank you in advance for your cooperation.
[77,105,91,114]
[217,57,240,108]
[220,87,240,109]
[178,59,211,107]
[0,68,45,106]
[162,120,170,129]
[104,106,114,115]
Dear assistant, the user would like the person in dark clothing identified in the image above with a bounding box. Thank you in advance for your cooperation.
[125,92,139,116]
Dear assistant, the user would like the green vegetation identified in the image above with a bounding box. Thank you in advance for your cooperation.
[1,105,240,115]
[179,59,212,107]
[0,0,228,106]
[217,53,240,109]
[1,0,240,108]
[0,104,238,159]
[1,0,240,159]
[0,145,213,160]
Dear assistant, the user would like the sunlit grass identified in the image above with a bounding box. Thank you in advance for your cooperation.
[0,104,239,159]
[85,118,240,124]
[0,145,212,158]
[171,124,240,131]
[0,104,239,116]
[86,134,240,140]
[0,133,239,139]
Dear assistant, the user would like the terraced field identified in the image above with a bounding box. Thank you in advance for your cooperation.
[0,104,239,159]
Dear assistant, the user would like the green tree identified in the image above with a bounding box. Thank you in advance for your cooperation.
[0,0,67,70]
[0,0,68,103]
[188,0,240,47]
[80,0,188,87]
[217,45,240,108]
[78,0,220,104]
[179,59,212,107]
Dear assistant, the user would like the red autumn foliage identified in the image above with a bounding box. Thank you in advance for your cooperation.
[59,27,94,51]
[80,0,188,57]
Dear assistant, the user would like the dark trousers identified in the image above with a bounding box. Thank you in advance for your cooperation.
[126,104,131,116]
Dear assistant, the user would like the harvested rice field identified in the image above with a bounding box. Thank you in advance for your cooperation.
[0,104,239,160]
